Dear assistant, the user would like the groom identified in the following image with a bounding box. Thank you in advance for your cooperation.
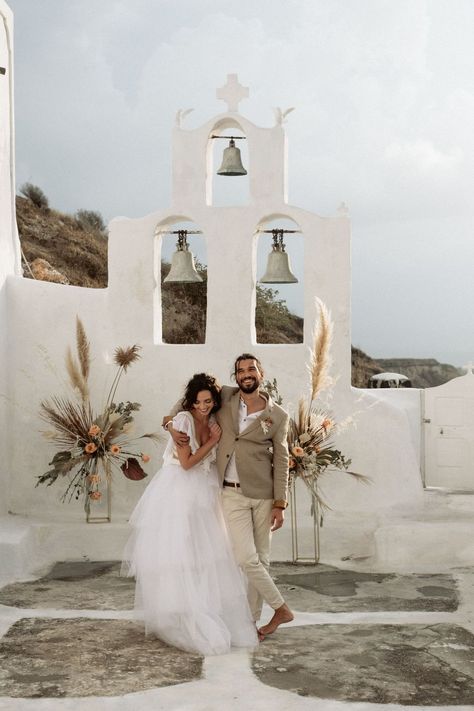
[164,354,293,637]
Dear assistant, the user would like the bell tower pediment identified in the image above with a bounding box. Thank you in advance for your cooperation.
[171,75,288,210]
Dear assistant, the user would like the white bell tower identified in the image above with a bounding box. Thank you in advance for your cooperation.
[108,74,352,394]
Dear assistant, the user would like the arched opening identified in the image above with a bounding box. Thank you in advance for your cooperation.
[155,218,207,344]
[255,216,304,344]
[206,119,249,207]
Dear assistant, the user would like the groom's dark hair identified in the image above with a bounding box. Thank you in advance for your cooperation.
[232,353,264,380]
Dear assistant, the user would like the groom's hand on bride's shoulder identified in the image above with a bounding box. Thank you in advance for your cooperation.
[172,429,190,447]
[162,419,190,447]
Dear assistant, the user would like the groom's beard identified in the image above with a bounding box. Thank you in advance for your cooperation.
[238,378,260,394]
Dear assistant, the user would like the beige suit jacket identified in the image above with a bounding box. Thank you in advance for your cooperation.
[215,386,289,506]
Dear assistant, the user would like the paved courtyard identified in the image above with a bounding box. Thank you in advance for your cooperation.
[0,561,473,710]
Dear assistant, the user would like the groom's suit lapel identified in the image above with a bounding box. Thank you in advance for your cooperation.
[230,391,240,433]
[239,395,274,437]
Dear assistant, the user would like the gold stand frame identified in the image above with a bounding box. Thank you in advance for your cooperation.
[289,476,320,564]
[86,461,112,523]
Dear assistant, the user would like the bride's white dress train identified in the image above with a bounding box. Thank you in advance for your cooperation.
[122,411,257,655]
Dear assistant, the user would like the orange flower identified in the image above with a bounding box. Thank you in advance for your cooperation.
[89,491,102,501]
[288,457,296,469]
[292,446,304,457]
[84,442,97,454]
[322,419,333,431]
[87,474,101,484]
[110,444,121,455]
[141,454,150,463]
[88,424,101,437]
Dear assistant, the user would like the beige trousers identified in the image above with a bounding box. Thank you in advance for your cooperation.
[222,487,284,621]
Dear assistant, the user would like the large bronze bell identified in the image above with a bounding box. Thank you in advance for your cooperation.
[259,229,298,284]
[164,231,203,283]
[217,138,247,176]
[259,249,298,283]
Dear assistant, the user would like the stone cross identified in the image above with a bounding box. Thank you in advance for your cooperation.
[216,74,249,112]
[462,361,474,375]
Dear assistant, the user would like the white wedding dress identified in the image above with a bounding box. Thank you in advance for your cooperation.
[122,411,257,655]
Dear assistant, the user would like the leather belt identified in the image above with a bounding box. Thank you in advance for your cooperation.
[223,480,240,488]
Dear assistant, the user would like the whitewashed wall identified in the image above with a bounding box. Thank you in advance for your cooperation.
[0,1,21,517]
[3,106,424,524]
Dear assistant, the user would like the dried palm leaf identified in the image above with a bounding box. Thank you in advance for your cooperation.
[121,457,147,480]
[40,396,93,445]
[141,432,163,442]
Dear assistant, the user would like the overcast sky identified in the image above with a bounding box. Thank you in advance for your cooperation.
[8,0,474,367]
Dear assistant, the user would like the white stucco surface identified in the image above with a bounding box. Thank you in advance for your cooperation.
[3,104,423,529]
[1,61,470,577]
[0,1,20,519]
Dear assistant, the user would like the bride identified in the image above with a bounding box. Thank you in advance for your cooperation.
[122,372,257,655]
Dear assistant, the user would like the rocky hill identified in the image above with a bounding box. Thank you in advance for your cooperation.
[16,196,107,288]
[376,358,462,388]
[14,192,460,388]
[351,346,384,388]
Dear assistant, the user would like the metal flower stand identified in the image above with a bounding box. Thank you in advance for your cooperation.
[86,462,112,523]
[289,475,320,564]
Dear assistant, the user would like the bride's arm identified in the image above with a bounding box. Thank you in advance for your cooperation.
[163,400,189,447]
[176,422,221,471]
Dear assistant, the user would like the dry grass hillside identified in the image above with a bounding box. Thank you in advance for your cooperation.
[17,196,108,288]
[15,192,459,388]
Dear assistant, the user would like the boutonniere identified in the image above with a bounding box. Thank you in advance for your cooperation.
[260,417,273,435]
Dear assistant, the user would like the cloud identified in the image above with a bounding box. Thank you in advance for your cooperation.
[9,0,474,364]
[385,139,461,173]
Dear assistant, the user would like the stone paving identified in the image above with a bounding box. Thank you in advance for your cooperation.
[252,623,474,705]
[0,618,202,698]
[0,561,473,709]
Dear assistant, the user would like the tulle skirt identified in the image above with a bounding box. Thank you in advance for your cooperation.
[122,461,257,655]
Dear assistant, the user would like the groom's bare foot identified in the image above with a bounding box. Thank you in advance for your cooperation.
[258,603,294,637]
[257,625,266,642]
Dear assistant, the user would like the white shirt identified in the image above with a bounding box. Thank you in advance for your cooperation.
[224,398,263,484]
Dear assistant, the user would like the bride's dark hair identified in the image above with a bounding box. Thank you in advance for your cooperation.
[181,373,222,413]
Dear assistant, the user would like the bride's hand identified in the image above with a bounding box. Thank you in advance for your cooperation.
[208,422,221,444]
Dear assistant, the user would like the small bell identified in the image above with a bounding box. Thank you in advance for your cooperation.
[259,230,298,284]
[164,231,203,283]
[217,138,247,176]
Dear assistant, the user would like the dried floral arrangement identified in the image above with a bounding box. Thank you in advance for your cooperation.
[37,318,159,517]
[266,299,369,515]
